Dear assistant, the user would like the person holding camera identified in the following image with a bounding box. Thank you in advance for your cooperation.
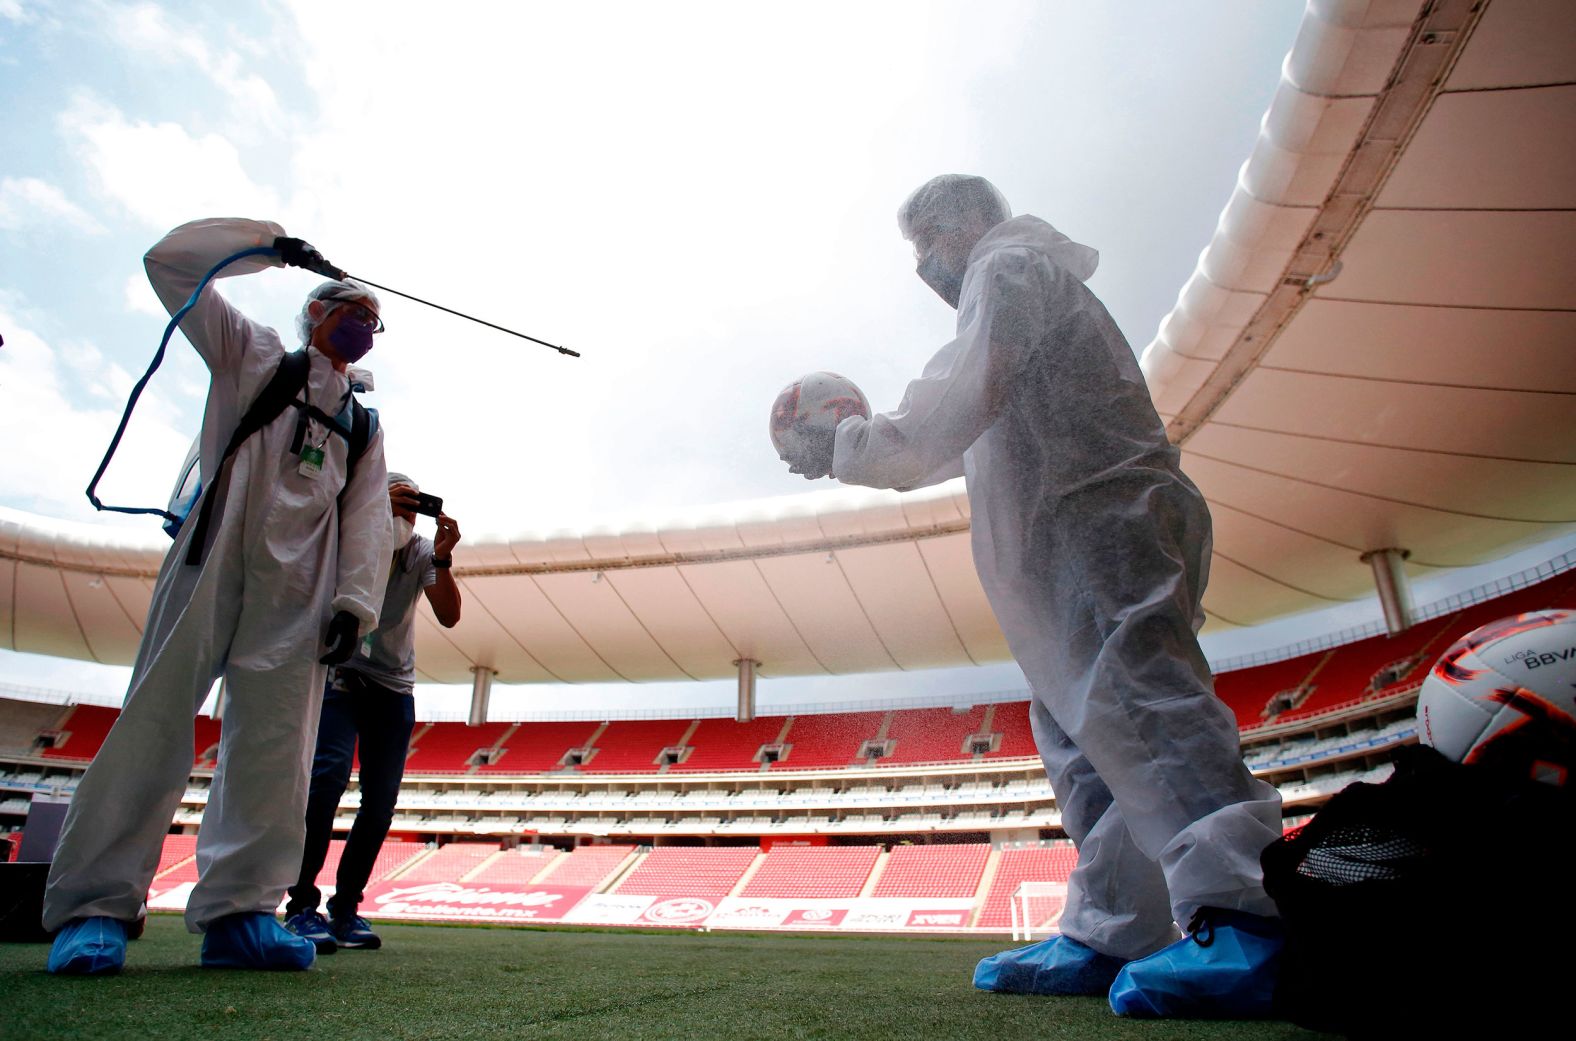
[284,472,461,952]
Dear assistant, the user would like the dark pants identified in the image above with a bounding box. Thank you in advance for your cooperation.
[286,670,415,918]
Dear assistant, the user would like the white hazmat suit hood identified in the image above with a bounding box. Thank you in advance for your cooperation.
[835,193,1281,959]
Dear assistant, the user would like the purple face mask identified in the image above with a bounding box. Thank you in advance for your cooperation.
[327,312,376,364]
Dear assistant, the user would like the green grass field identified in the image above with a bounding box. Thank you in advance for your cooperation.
[0,915,1325,1041]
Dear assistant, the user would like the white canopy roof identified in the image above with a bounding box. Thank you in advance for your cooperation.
[4,0,1572,684]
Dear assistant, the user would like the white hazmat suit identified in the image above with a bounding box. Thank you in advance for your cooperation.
[833,205,1282,960]
[43,218,392,934]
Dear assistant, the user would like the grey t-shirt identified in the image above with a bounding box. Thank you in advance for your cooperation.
[342,534,437,695]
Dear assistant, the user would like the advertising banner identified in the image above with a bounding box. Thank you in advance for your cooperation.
[635,896,719,927]
[705,897,977,931]
[559,893,657,925]
[359,880,592,923]
[146,881,195,911]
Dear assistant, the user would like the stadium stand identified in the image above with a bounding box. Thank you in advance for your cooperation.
[0,701,65,755]
[871,842,991,898]
[404,721,514,773]
[39,704,117,761]
[580,719,695,773]
[983,701,1038,759]
[467,846,562,883]
[975,843,1078,929]
[478,720,602,773]
[308,839,425,889]
[152,834,199,881]
[668,716,786,772]
[535,844,636,888]
[192,715,221,765]
[392,841,500,883]
[740,845,881,898]
[152,834,201,884]
[883,707,989,765]
[613,846,759,898]
[1214,656,1322,728]
[776,712,886,769]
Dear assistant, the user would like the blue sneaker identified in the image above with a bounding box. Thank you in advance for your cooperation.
[975,935,1128,995]
[283,910,338,955]
[201,912,316,970]
[328,914,381,950]
[1108,908,1284,1018]
[47,917,128,975]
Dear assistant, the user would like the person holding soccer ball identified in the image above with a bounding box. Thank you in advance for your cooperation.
[781,174,1285,1018]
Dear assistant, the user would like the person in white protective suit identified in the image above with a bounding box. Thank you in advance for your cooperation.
[788,175,1285,1018]
[44,218,393,974]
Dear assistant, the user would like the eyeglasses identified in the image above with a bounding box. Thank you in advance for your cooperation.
[336,302,385,334]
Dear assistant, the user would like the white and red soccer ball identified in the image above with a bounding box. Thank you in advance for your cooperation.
[769,372,870,461]
[1417,609,1576,787]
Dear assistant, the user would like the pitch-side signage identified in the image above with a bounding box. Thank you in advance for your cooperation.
[359,880,593,923]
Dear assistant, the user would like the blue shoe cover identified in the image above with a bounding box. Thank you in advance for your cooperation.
[201,912,316,971]
[48,916,128,975]
[974,935,1128,995]
[1108,909,1283,1018]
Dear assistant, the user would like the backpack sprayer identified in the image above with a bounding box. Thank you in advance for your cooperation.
[86,237,578,531]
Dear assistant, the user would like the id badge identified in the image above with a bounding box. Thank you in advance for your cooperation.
[298,444,325,479]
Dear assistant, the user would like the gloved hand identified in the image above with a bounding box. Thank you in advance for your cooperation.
[319,610,361,665]
[782,427,835,480]
[274,236,346,280]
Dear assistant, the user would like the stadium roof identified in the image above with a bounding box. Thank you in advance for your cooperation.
[3,0,1573,685]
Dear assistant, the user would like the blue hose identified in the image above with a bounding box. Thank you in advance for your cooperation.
[84,245,277,521]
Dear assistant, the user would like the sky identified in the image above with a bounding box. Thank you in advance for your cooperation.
[0,0,1341,716]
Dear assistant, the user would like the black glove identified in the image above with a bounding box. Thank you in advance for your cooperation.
[274,236,346,280]
[319,610,361,665]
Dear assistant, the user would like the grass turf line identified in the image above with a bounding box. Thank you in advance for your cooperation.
[0,915,1325,1041]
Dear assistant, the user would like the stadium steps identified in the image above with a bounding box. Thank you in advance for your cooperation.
[462,850,504,882]
[406,723,433,762]
[599,849,645,893]
[975,706,996,761]
[968,848,1005,928]
[382,846,437,881]
[858,849,890,897]
[526,851,566,883]
[727,850,770,896]
[664,719,704,773]
[579,722,611,769]
[764,718,792,772]
[481,724,521,774]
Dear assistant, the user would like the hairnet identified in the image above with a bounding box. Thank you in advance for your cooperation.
[897,175,1012,240]
[386,471,417,492]
[295,278,380,345]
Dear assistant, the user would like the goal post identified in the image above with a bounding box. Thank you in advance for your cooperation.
[1010,881,1068,941]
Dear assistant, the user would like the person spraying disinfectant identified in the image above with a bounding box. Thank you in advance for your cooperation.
[781,175,1285,1019]
[45,218,393,974]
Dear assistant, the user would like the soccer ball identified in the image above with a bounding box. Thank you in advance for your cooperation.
[769,372,870,460]
[1416,609,1576,787]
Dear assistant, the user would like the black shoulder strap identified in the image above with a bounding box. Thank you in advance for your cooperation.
[183,350,312,566]
[349,400,374,467]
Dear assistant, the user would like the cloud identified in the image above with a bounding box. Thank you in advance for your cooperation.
[0,293,193,524]
[122,271,163,317]
[99,2,286,138]
[60,94,281,229]
[0,176,106,234]
[0,0,50,25]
